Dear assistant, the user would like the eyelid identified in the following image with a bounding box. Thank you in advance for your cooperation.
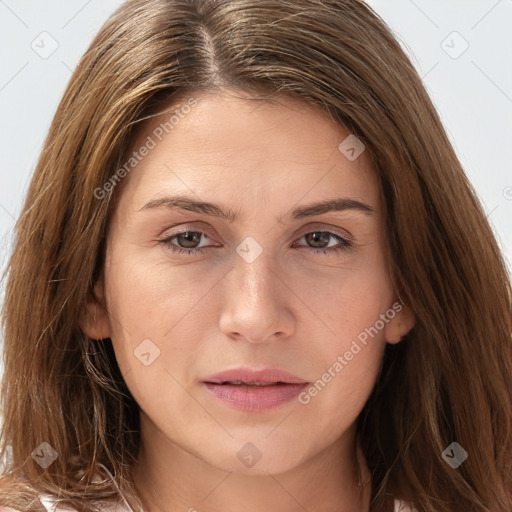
[159,222,216,240]
[296,222,353,240]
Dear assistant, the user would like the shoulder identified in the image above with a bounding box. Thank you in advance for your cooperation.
[0,464,132,512]
[1,493,131,512]
[394,499,418,512]
[40,494,131,511]
[0,499,130,512]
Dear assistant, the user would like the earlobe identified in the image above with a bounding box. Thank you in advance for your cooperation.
[384,301,416,344]
[80,278,112,340]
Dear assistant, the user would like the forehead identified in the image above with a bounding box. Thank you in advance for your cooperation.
[117,90,380,215]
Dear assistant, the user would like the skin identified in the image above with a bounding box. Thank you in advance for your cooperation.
[83,89,416,512]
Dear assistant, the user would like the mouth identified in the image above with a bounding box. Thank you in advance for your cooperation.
[202,367,309,411]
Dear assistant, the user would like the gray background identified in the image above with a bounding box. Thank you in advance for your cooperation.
[1,0,511,388]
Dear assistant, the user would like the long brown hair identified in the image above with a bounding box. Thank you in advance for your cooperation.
[1,1,511,511]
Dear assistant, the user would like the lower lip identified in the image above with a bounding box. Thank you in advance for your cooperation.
[203,382,309,411]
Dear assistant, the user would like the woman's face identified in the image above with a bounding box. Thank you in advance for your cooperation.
[84,89,415,475]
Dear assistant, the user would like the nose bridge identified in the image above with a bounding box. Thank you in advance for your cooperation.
[219,240,293,343]
[232,240,279,308]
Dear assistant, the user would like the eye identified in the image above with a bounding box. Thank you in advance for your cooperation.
[159,230,214,255]
[292,231,353,255]
[159,229,353,256]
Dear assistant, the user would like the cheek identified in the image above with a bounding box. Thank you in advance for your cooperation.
[292,340,385,459]
[302,248,393,344]
[292,253,392,430]
[103,248,210,395]
[106,244,212,338]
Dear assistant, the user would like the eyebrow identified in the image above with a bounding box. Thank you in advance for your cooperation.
[139,195,375,222]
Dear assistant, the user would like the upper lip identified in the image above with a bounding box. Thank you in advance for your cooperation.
[204,366,308,384]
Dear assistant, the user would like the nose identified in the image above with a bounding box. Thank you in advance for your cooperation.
[218,248,295,344]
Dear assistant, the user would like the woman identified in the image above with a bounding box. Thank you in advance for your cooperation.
[1,0,511,511]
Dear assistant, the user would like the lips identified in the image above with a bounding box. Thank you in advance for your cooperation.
[204,367,307,385]
[203,367,309,411]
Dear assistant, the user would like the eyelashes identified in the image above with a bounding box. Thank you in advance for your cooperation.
[158,229,353,256]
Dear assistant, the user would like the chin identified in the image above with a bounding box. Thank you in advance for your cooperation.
[198,437,310,476]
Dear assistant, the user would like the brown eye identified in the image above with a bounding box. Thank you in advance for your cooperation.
[159,230,212,255]
[294,231,353,255]
[174,232,203,249]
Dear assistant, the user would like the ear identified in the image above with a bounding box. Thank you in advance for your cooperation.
[80,276,112,340]
[384,300,416,344]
